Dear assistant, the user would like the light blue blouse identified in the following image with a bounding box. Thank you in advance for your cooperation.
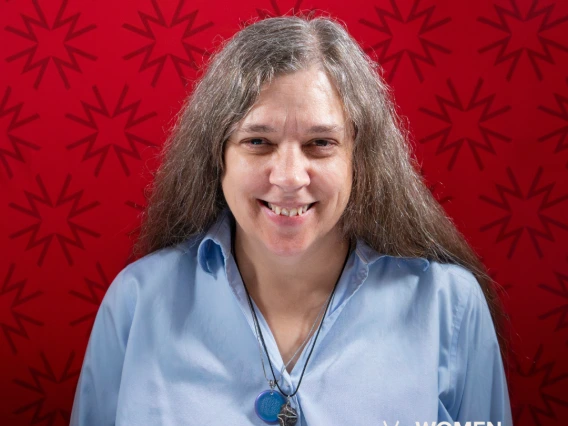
[70,209,512,426]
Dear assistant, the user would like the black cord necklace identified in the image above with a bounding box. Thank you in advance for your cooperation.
[232,234,350,426]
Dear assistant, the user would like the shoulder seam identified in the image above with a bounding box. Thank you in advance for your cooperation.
[443,263,477,284]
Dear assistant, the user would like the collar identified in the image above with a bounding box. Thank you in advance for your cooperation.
[195,208,430,275]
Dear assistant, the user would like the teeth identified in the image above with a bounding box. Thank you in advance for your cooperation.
[266,202,312,216]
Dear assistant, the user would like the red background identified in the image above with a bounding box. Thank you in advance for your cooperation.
[1,0,567,425]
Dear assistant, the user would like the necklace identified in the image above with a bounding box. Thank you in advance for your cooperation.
[232,239,350,426]
[279,295,330,375]
[248,282,333,424]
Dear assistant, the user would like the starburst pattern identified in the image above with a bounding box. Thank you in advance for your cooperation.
[125,198,146,213]
[509,345,568,426]
[122,0,213,87]
[538,270,568,346]
[538,78,568,169]
[0,87,41,179]
[123,191,147,264]
[69,262,110,337]
[426,181,452,205]
[478,0,568,81]
[65,85,158,176]
[360,0,451,82]
[253,0,311,19]
[4,0,97,89]
[0,264,43,354]
[9,174,101,266]
[125,190,146,235]
[419,78,511,170]
[417,165,453,205]
[479,167,568,259]
[13,351,81,425]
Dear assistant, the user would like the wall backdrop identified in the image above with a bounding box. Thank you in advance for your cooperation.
[1,0,568,424]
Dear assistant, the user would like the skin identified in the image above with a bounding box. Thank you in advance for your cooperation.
[222,65,354,373]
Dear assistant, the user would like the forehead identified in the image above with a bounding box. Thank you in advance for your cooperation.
[235,67,348,135]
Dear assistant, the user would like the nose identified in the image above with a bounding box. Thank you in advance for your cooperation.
[269,144,310,191]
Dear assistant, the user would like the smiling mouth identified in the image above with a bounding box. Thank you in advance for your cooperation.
[259,200,315,217]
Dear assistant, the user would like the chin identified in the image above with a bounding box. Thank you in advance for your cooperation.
[262,237,312,258]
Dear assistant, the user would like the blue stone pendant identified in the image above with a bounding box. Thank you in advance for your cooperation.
[255,389,286,424]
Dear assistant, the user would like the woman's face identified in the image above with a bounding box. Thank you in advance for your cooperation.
[222,66,354,258]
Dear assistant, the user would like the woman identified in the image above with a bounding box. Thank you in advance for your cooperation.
[71,16,512,426]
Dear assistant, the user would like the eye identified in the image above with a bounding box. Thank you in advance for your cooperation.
[313,139,330,147]
[241,138,272,153]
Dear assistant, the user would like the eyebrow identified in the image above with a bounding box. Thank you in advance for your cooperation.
[239,123,345,135]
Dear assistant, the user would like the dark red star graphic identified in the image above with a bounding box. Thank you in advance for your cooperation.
[538,270,568,346]
[0,263,43,355]
[69,262,110,338]
[428,181,452,205]
[13,351,81,425]
[123,191,148,263]
[253,0,312,19]
[65,85,158,177]
[478,0,568,81]
[417,165,453,205]
[236,1,318,38]
[479,166,568,259]
[125,190,146,230]
[359,0,451,82]
[9,174,101,266]
[419,78,511,171]
[109,185,147,263]
[509,345,568,426]
[125,198,146,213]
[4,0,97,89]
[0,86,41,179]
[538,77,568,169]
[122,0,213,87]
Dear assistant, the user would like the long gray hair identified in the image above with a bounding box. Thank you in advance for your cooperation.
[133,15,509,362]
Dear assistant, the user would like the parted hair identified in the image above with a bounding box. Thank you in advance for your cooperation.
[133,15,509,362]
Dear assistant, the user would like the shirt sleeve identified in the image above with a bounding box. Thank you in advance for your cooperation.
[444,270,513,425]
[70,267,136,426]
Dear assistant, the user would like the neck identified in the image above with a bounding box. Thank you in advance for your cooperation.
[233,224,351,321]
